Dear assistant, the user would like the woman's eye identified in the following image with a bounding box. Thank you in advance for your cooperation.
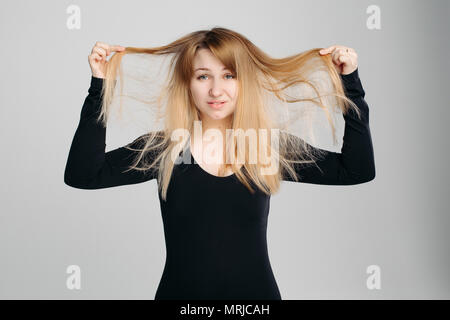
[197,74,235,80]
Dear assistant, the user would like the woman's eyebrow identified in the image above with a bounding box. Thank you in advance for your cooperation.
[194,67,229,72]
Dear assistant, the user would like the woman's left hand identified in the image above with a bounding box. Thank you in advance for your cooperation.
[319,45,358,75]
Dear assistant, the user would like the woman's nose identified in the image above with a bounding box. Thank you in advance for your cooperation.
[209,79,224,96]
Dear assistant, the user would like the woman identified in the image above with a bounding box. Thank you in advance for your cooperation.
[64,27,375,300]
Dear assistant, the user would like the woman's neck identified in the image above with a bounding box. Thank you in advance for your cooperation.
[200,115,233,139]
[191,115,234,166]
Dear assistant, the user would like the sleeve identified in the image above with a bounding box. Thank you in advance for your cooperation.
[64,76,160,189]
[282,68,376,185]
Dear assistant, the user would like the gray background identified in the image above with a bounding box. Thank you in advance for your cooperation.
[1,0,449,299]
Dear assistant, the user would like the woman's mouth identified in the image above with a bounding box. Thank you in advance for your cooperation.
[207,101,226,109]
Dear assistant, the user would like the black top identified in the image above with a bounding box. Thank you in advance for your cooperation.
[64,68,375,300]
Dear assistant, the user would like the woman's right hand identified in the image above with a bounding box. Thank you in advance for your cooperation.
[88,41,126,79]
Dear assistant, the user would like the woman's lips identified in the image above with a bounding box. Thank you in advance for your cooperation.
[207,101,226,109]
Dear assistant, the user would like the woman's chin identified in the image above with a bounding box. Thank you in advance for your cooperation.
[205,111,228,120]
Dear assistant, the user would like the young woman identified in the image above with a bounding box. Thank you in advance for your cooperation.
[64,27,375,300]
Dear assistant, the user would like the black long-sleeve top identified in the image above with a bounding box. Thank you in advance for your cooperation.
[64,68,375,300]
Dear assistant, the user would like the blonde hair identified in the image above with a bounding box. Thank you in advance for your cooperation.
[96,27,361,201]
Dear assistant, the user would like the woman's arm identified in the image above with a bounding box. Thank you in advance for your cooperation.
[282,68,376,185]
[64,76,160,189]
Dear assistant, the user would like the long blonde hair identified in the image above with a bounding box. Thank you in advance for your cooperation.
[96,27,361,201]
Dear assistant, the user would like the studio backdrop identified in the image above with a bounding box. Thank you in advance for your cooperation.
[0,0,449,299]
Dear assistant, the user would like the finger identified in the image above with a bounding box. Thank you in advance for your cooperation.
[320,45,352,55]
[97,43,125,56]
[347,51,357,60]
[319,46,335,54]
[331,49,343,65]
[95,41,110,53]
[336,48,347,55]
[94,53,104,62]
[332,48,351,65]
[341,47,356,57]
[338,49,357,65]
[109,45,126,52]
[94,47,107,59]
[90,52,103,63]
[338,54,351,64]
[319,45,338,55]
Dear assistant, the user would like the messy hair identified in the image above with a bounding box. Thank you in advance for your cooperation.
[96,27,361,201]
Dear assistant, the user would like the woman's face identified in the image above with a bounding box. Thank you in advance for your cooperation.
[190,48,238,122]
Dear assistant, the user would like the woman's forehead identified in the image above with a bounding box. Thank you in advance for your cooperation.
[193,49,229,71]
